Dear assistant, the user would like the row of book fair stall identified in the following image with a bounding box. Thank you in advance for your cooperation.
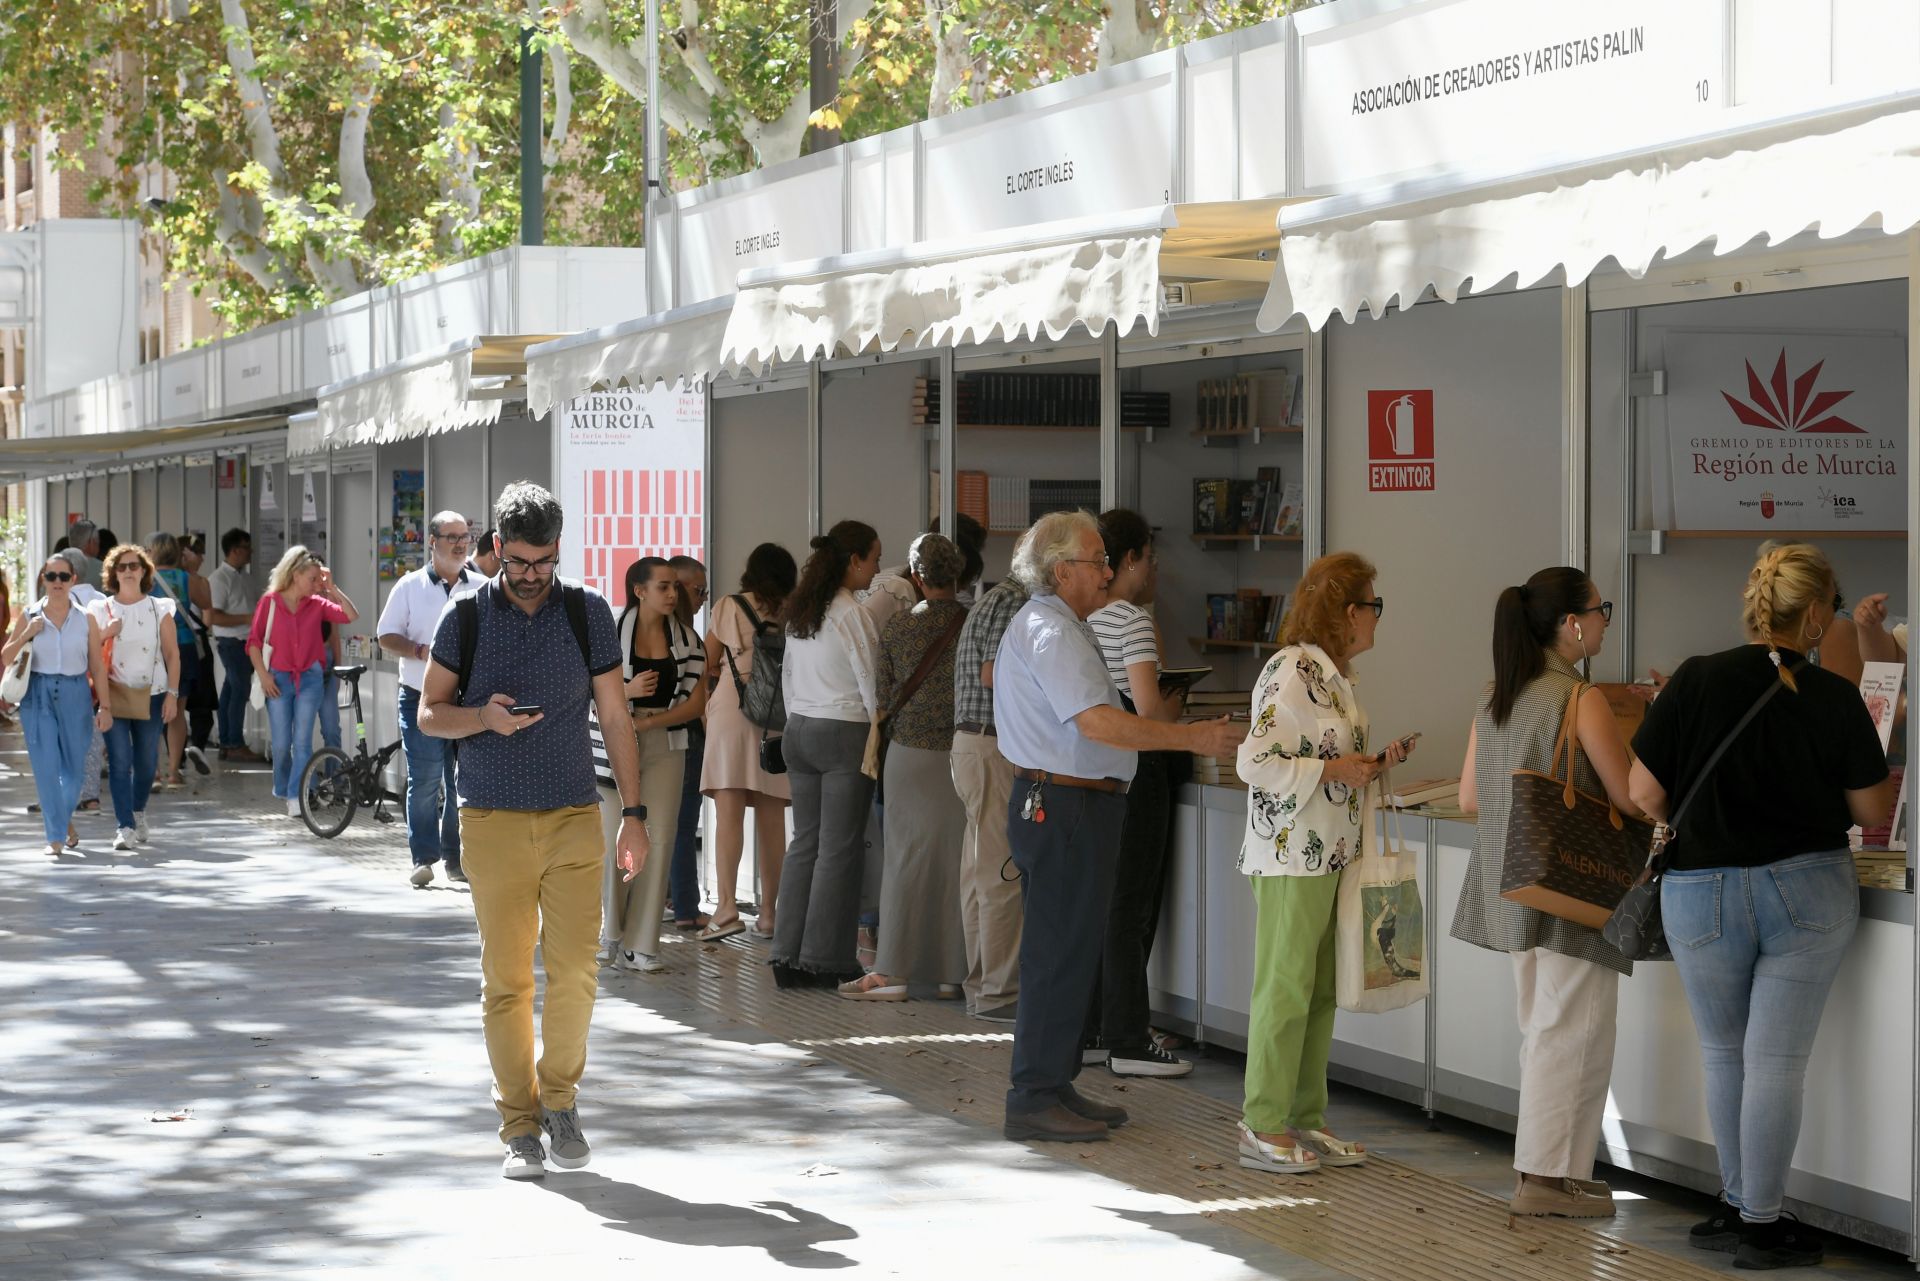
[10,0,1920,1258]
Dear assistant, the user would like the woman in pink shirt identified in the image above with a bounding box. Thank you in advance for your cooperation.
[248,546,360,816]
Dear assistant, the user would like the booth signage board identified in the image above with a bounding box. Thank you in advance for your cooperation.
[922,74,1177,240]
[1366,389,1436,492]
[223,329,283,406]
[678,164,844,305]
[556,386,706,602]
[302,474,319,523]
[158,351,209,423]
[1662,331,1907,531]
[1296,0,1725,192]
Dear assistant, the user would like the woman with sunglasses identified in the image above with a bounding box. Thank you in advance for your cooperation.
[1453,567,1644,1221]
[87,546,181,851]
[3,557,113,854]
[248,546,359,818]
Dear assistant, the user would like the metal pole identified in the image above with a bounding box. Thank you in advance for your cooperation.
[937,350,956,538]
[519,25,544,247]
[644,0,661,315]
[1562,282,1589,571]
[806,361,824,537]
[1099,326,1119,509]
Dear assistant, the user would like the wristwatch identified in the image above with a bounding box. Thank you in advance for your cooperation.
[621,805,648,821]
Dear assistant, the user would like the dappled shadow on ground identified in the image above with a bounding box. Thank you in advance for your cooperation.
[538,1172,857,1269]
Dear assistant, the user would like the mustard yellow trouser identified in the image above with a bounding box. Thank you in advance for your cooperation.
[461,803,604,1142]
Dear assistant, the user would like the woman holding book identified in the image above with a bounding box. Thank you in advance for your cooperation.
[1236,551,1412,1176]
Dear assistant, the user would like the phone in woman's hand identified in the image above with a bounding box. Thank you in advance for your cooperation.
[1374,732,1421,763]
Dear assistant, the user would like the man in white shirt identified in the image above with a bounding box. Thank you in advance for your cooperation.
[378,511,483,887]
[205,528,262,761]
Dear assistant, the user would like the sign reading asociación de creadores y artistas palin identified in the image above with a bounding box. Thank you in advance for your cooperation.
[556,385,706,599]
[1662,331,1905,532]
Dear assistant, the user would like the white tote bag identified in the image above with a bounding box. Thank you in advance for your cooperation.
[1334,777,1429,1013]
[248,595,278,710]
[0,612,34,706]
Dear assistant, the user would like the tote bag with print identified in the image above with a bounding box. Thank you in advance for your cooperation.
[1334,782,1429,1013]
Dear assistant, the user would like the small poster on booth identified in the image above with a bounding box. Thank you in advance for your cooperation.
[1661,332,1906,531]
[556,385,707,603]
[1366,390,1435,492]
[1859,661,1904,754]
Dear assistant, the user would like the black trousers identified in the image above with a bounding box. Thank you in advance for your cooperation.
[1005,782,1127,1115]
[1083,750,1174,1052]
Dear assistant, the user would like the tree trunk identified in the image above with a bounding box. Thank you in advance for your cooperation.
[808,0,841,152]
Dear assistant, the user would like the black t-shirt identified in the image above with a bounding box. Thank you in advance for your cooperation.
[1631,645,1888,870]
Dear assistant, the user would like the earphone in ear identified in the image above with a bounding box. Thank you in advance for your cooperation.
[1573,621,1585,645]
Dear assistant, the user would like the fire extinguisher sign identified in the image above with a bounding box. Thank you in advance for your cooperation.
[1366,390,1435,492]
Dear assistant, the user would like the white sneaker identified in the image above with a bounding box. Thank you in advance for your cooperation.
[614,949,666,974]
[409,864,435,888]
[286,797,302,818]
[113,828,136,851]
[132,812,150,844]
[183,745,211,777]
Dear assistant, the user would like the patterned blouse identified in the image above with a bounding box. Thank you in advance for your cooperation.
[876,599,968,752]
[1236,643,1371,878]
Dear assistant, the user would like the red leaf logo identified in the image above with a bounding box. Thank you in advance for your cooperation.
[1721,349,1865,434]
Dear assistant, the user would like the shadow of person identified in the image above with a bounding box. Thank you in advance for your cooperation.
[538,1171,858,1269]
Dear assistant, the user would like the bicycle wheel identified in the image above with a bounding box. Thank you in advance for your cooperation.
[299,747,358,838]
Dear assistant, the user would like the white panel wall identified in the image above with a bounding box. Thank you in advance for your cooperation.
[184,461,215,548]
[1325,289,1567,773]
[821,363,929,565]
[429,426,490,530]
[157,463,185,539]
[711,388,809,594]
[488,410,551,497]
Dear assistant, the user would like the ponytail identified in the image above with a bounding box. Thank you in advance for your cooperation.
[1489,567,1592,725]
[783,520,878,639]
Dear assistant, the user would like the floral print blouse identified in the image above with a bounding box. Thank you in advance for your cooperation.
[1235,643,1371,877]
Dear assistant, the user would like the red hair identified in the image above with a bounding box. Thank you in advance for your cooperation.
[1278,552,1378,662]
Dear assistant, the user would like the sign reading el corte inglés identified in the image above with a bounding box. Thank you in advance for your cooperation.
[1662,331,1906,532]
[1367,390,1436,492]
[557,386,707,599]
[1296,0,1724,192]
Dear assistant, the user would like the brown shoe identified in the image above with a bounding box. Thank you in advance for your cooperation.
[1003,1103,1109,1143]
[1509,1175,1616,1219]
[1059,1086,1129,1129]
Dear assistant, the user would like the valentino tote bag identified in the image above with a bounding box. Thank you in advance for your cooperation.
[1335,782,1429,1013]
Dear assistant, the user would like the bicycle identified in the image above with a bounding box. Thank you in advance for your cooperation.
[298,664,405,838]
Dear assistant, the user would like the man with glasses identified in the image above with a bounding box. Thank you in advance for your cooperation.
[377,511,483,887]
[420,482,648,1181]
[205,529,263,761]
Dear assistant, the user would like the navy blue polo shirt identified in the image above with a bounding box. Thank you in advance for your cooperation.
[430,577,622,810]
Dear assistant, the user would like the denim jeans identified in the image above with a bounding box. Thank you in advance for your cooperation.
[319,672,343,753]
[104,692,167,828]
[1663,849,1860,1223]
[21,672,94,844]
[216,637,252,748]
[267,662,326,800]
[669,722,705,919]
[398,685,459,868]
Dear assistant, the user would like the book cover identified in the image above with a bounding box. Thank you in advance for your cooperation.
[1192,479,1230,534]
[1273,481,1304,536]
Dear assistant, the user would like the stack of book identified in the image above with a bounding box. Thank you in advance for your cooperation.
[926,471,992,528]
[911,374,1171,430]
[1193,369,1304,433]
[1028,479,1101,523]
[986,477,1029,531]
[1206,590,1285,644]
[1184,689,1250,789]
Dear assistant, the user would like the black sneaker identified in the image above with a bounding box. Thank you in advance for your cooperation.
[1736,1217,1823,1270]
[1689,1197,1742,1253]
[183,745,211,776]
[1107,1041,1194,1078]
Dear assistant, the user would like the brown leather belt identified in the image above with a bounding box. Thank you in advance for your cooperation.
[1014,767,1128,796]
[954,721,996,736]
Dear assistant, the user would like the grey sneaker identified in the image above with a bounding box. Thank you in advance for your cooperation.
[446,863,468,883]
[540,1106,591,1169]
[615,949,665,974]
[501,1134,546,1180]
[409,864,434,888]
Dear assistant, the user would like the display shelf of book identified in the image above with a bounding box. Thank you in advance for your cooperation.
[1190,533,1303,549]
[1190,637,1281,655]
[1190,426,1304,448]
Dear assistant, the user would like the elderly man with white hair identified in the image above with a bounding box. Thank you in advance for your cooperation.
[994,510,1245,1144]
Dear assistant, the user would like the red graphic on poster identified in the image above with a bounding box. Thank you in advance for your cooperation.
[581,468,703,601]
[216,458,238,490]
[1367,390,1435,492]
[1721,349,1865,435]
[1760,491,1775,520]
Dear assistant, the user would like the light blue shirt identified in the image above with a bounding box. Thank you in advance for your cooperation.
[992,592,1137,782]
[25,598,93,676]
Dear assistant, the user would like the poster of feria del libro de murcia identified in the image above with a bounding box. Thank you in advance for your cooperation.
[556,384,707,600]
[1657,330,1905,532]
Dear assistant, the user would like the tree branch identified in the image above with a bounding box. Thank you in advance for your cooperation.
[544,39,572,169]
[1096,0,1164,66]
[337,46,379,222]
[557,0,728,164]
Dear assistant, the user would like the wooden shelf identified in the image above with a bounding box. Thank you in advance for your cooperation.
[1659,529,1907,541]
[912,421,1155,433]
[1191,637,1281,654]
[1189,426,1304,447]
[1190,533,1303,548]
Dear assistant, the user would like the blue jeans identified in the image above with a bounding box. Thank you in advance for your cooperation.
[21,672,94,844]
[398,685,459,868]
[216,637,252,748]
[320,672,343,752]
[267,662,326,800]
[104,692,167,828]
[669,722,704,919]
[1663,850,1860,1223]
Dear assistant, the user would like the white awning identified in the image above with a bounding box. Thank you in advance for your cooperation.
[313,335,559,454]
[524,296,736,419]
[722,201,1283,368]
[0,414,286,479]
[1259,94,1920,332]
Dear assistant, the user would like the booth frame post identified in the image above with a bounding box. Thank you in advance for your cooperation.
[1099,326,1120,510]
[1302,327,1328,562]
[806,361,824,537]
[936,350,956,536]
[1562,282,1589,571]
[1422,813,1438,1124]
[1906,231,1920,1267]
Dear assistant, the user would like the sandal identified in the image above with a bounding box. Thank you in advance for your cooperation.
[66,825,80,850]
[1237,1122,1321,1175]
[837,972,907,1001]
[1290,1128,1367,1167]
[697,916,746,943]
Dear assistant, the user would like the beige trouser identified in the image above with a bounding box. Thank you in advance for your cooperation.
[950,730,1023,1010]
[1511,947,1620,1180]
[462,803,604,1143]
[598,725,685,958]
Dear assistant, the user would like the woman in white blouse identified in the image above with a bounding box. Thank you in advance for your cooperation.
[1235,552,1413,1176]
[89,545,182,852]
[768,520,890,990]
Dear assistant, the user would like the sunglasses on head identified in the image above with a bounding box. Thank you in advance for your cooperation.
[42,569,74,583]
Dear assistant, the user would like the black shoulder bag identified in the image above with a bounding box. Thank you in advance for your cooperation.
[1602,674,1788,961]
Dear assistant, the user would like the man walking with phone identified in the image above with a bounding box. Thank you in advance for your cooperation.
[421,482,649,1181]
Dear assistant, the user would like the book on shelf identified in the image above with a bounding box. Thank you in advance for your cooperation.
[1192,477,1272,536]
[912,372,1171,430]
[987,476,1030,531]
[1254,465,1283,532]
[1271,481,1304,536]
[929,470,992,527]
[1205,591,1283,643]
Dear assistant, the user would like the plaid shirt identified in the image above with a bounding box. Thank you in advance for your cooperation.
[953,577,1028,728]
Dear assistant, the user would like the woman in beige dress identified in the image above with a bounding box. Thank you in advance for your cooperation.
[700,542,798,942]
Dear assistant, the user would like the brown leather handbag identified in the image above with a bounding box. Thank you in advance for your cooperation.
[1499,683,1654,929]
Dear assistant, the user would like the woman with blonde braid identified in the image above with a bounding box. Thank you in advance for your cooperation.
[1630,543,1892,1271]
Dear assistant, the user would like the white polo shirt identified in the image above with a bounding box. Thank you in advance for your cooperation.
[207,562,260,641]
[376,562,483,690]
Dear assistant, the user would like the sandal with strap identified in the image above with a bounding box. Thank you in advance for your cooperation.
[697,916,746,943]
[1291,1128,1368,1167]
[1237,1123,1321,1175]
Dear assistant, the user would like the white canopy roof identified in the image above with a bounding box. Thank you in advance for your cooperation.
[1259,94,1920,332]
[722,202,1282,369]
[311,335,557,455]
[523,296,736,419]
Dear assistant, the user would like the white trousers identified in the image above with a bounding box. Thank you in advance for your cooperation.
[1511,947,1619,1180]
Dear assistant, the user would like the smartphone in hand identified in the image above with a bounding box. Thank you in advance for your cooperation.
[1374,732,1421,763]
[508,704,543,717]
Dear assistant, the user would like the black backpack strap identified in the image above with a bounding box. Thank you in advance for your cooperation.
[733,592,771,635]
[454,595,480,704]
[562,582,593,671]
